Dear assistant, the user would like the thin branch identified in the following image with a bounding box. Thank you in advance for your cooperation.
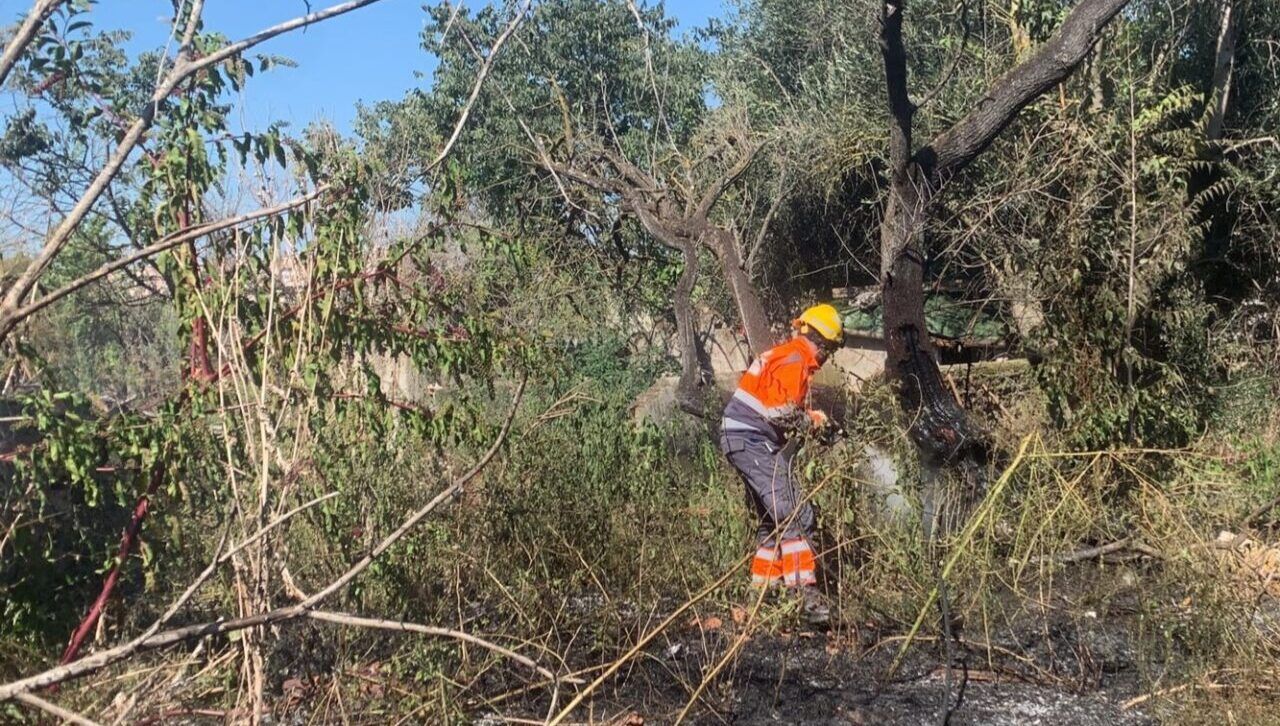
[0,376,527,701]
[0,0,66,89]
[0,0,390,342]
[692,139,763,223]
[14,691,102,726]
[1030,538,1132,564]
[916,0,971,111]
[305,610,564,683]
[8,186,328,326]
[425,0,531,174]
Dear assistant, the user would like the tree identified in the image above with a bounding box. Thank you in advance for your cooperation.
[874,0,1131,492]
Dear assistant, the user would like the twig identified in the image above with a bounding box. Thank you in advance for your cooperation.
[15,691,102,726]
[1245,492,1280,527]
[545,553,749,726]
[425,0,531,173]
[305,610,567,683]
[1031,538,1132,564]
[887,434,1034,679]
[0,378,526,701]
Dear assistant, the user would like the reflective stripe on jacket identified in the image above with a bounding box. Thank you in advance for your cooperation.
[721,336,820,443]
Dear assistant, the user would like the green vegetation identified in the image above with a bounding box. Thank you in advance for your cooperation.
[0,0,1278,723]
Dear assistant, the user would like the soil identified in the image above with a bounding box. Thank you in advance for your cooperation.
[484,598,1158,725]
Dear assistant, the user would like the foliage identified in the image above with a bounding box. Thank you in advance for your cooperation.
[0,0,1279,721]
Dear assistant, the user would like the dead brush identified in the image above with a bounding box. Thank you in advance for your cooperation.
[833,429,1280,714]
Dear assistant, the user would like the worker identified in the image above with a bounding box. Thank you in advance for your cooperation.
[720,303,844,625]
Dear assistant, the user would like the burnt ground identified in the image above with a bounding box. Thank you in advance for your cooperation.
[481,598,1158,725]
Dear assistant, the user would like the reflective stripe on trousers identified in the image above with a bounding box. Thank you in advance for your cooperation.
[750,538,817,587]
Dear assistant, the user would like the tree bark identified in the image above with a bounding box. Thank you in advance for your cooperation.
[672,239,707,415]
[1206,0,1240,143]
[705,227,774,357]
[876,0,1131,465]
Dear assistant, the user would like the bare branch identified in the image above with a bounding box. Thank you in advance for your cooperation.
[14,691,101,726]
[305,610,563,682]
[0,0,66,89]
[8,186,328,326]
[0,0,391,343]
[425,0,531,174]
[1206,0,1241,142]
[692,139,763,223]
[0,378,526,701]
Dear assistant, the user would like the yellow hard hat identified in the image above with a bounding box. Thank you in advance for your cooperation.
[793,303,844,344]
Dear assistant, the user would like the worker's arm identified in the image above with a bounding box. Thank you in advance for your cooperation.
[770,358,826,434]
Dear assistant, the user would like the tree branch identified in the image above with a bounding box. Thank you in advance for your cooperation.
[0,377,525,701]
[14,691,101,726]
[305,610,563,683]
[0,0,390,343]
[0,0,66,90]
[8,186,328,327]
[880,0,914,176]
[922,0,1131,176]
[692,139,762,223]
[425,0,531,174]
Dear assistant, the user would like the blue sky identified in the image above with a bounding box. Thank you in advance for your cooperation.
[6,0,728,133]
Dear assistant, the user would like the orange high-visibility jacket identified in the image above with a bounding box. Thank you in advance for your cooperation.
[721,336,820,442]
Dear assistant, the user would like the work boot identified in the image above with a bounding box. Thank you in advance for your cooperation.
[798,586,830,627]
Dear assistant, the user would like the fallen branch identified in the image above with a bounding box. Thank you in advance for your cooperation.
[305,610,566,683]
[0,377,525,701]
[1120,671,1279,710]
[1245,492,1280,527]
[14,691,101,726]
[1029,537,1163,564]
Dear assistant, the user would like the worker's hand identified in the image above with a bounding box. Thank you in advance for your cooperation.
[807,409,830,429]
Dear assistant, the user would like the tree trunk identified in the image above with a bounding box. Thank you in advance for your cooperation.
[875,0,1130,486]
[1206,0,1240,143]
[673,240,708,415]
[705,227,774,357]
[881,174,985,465]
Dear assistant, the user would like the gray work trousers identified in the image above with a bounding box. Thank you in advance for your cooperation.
[721,430,814,548]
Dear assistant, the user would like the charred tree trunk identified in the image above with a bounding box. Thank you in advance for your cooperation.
[876,0,1131,472]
